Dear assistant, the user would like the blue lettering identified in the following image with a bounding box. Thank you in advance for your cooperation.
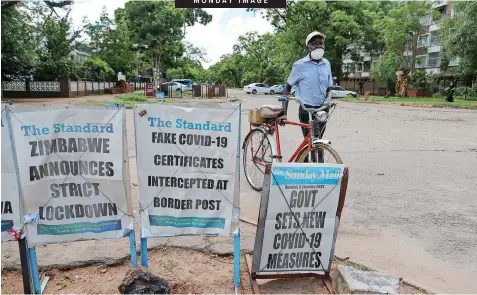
[176,118,183,129]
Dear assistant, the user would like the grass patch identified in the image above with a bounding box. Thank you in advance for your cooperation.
[343,260,373,271]
[164,263,177,273]
[343,95,477,109]
[85,96,241,109]
[115,93,148,102]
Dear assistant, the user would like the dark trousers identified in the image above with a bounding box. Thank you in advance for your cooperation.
[298,104,327,139]
[298,105,327,162]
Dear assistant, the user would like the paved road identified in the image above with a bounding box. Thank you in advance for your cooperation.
[233,89,477,293]
[2,92,476,292]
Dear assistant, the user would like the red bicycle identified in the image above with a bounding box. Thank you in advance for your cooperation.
[242,94,343,191]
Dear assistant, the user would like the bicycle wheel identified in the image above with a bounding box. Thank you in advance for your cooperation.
[243,128,273,192]
[295,143,343,164]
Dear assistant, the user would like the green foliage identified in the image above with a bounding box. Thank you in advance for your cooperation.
[372,1,431,83]
[408,70,435,91]
[118,93,148,102]
[166,68,185,80]
[80,57,115,81]
[1,4,37,79]
[82,6,138,79]
[439,1,477,81]
[34,13,80,80]
[117,1,212,82]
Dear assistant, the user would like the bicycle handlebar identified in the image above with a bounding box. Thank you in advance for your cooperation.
[277,92,336,113]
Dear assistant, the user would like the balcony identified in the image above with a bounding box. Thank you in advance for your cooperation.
[449,57,460,67]
[431,0,447,9]
[428,45,441,53]
[430,24,439,31]
[426,68,440,75]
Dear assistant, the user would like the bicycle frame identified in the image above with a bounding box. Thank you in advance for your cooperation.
[248,118,313,166]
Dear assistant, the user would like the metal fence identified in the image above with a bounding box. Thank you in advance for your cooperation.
[1,80,147,100]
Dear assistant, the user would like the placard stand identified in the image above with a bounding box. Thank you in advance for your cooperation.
[137,104,242,294]
[4,104,138,294]
[244,167,349,294]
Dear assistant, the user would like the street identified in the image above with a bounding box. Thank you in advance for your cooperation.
[2,91,477,292]
[233,89,477,293]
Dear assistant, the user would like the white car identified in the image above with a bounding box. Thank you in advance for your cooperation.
[270,85,282,94]
[243,83,273,95]
[290,85,357,99]
[163,82,188,92]
[330,85,357,98]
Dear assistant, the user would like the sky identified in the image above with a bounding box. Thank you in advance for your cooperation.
[69,0,275,68]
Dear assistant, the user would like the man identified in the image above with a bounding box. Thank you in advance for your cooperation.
[283,31,333,140]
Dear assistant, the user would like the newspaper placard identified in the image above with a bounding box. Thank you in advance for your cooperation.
[134,103,240,237]
[6,104,134,246]
[258,163,345,273]
[1,109,22,242]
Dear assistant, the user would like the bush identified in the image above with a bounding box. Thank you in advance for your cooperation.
[432,93,442,98]
[454,87,467,96]
[117,93,148,102]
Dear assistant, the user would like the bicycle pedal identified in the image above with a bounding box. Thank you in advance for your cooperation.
[271,155,283,160]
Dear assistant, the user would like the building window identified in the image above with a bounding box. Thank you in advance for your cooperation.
[418,34,429,48]
[428,52,440,68]
[430,31,440,46]
[363,61,371,72]
[347,63,355,72]
[357,63,363,71]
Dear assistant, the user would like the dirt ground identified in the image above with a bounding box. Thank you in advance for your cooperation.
[1,247,422,294]
[1,247,329,294]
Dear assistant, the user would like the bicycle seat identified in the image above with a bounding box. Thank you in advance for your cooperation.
[260,105,284,118]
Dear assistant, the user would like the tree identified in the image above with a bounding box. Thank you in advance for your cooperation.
[33,3,81,80]
[252,1,385,83]
[439,1,477,84]
[117,1,212,85]
[1,3,37,79]
[372,1,431,95]
[82,6,137,79]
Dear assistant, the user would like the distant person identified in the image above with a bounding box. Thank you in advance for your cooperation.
[446,80,456,102]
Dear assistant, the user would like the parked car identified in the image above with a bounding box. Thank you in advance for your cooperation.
[330,85,357,98]
[243,83,273,95]
[171,79,193,91]
[270,84,283,94]
[160,82,188,92]
[289,85,357,99]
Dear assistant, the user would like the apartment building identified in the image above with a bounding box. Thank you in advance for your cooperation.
[342,0,458,80]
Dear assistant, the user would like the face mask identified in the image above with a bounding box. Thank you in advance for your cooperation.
[310,48,324,60]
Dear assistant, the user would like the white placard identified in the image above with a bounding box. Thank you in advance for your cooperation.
[258,163,345,274]
[134,103,240,238]
[6,104,134,246]
[1,109,22,242]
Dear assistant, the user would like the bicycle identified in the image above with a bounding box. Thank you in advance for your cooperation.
[242,92,343,192]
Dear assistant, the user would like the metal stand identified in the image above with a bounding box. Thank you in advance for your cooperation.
[244,253,335,294]
[244,168,349,294]
[129,231,138,268]
[18,238,32,294]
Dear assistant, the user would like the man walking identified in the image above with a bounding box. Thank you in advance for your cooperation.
[283,31,333,140]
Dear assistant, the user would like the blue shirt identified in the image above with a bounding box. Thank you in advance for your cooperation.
[287,55,333,106]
